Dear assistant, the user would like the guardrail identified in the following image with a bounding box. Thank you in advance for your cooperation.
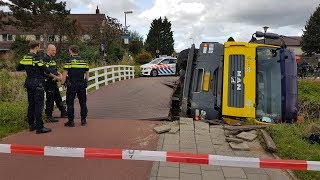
[59,65,135,101]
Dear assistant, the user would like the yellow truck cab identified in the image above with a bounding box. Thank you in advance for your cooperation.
[181,33,298,123]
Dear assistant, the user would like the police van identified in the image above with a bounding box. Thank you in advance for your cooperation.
[140,56,177,77]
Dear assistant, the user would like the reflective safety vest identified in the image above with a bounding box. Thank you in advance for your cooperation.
[46,60,57,67]
[20,55,44,66]
[64,59,89,69]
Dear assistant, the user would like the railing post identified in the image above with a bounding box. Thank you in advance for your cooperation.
[118,66,121,81]
[127,67,130,79]
[104,67,108,86]
[112,66,115,83]
[95,69,99,90]
[132,66,135,79]
[124,67,127,80]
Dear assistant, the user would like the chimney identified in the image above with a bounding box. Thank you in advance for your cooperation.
[96,6,100,14]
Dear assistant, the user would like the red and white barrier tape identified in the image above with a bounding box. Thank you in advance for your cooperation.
[0,144,319,171]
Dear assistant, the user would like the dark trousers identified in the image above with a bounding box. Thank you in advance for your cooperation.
[45,80,65,116]
[26,86,44,129]
[66,82,88,122]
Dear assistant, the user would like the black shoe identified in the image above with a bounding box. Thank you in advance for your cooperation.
[46,116,59,123]
[60,110,67,118]
[29,125,36,132]
[36,127,52,134]
[64,121,75,127]
[81,119,87,126]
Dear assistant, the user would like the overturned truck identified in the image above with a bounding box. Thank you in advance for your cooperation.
[178,32,298,123]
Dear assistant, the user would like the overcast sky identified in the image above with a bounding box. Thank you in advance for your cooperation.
[2,0,319,52]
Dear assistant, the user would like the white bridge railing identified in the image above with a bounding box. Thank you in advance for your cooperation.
[59,65,135,101]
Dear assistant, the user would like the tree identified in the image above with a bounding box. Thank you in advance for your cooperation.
[301,4,320,56]
[88,16,125,45]
[109,45,125,62]
[136,50,152,64]
[129,30,144,56]
[86,16,126,63]
[0,1,8,30]
[10,35,30,55]
[145,17,174,57]
[6,0,74,46]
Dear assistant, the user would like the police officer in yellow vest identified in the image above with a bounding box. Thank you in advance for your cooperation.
[16,41,60,134]
[44,44,67,122]
[61,45,89,127]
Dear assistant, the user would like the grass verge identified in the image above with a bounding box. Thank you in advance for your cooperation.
[0,101,28,139]
[267,80,320,180]
[298,80,320,120]
[268,122,320,180]
[0,69,28,139]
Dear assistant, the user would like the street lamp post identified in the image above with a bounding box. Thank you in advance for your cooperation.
[189,37,195,45]
[263,26,269,44]
[157,30,164,58]
[124,11,133,63]
[124,11,133,33]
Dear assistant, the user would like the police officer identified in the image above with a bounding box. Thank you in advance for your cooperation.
[44,44,67,122]
[316,58,320,79]
[61,45,89,127]
[16,41,59,134]
[301,61,308,79]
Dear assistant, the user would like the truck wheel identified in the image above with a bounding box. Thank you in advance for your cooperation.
[151,69,158,77]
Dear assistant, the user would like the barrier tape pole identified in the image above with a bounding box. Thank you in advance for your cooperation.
[0,144,319,171]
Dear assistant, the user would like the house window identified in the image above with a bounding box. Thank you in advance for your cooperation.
[48,35,55,42]
[2,34,13,41]
[35,35,41,41]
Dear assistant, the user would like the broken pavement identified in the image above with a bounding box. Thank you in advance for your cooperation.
[150,118,292,180]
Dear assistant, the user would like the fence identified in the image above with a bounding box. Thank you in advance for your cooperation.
[59,65,135,101]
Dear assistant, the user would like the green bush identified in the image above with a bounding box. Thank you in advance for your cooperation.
[134,65,141,78]
[0,101,28,125]
[0,69,26,102]
[0,70,28,138]
[78,43,100,64]
[0,35,29,71]
[55,46,70,64]
[0,102,28,138]
[0,52,16,71]
[109,45,125,62]
[10,36,30,56]
[136,51,152,64]
[298,80,320,119]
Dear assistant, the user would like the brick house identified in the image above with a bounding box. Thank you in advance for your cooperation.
[254,36,303,55]
[0,6,106,51]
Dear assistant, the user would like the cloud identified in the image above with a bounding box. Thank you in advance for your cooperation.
[138,0,319,51]
[2,0,319,52]
[65,0,137,17]
[204,0,318,31]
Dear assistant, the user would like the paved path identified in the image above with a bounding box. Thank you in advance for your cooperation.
[54,77,179,120]
[151,118,292,180]
[0,77,178,180]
